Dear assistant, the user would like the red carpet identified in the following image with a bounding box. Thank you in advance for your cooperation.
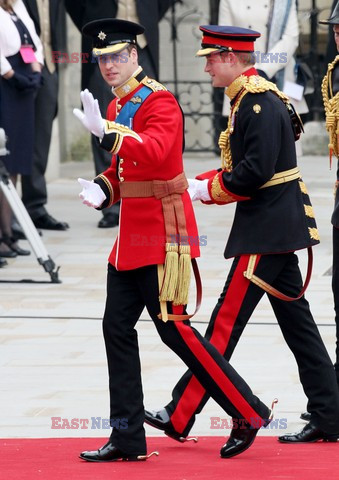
[1,436,338,480]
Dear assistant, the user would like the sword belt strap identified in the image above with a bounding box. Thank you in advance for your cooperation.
[243,247,313,301]
[259,167,300,189]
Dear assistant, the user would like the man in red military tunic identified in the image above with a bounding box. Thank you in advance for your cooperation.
[73,18,272,461]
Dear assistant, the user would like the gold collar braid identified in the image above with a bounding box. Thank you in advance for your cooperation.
[112,66,143,99]
[219,75,290,171]
[321,55,339,161]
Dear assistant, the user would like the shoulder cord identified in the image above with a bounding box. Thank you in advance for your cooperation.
[321,56,339,163]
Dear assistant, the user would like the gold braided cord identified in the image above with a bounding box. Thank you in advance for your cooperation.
[219,89,247,171]
[321,56,339,159]
[219,75,291,171]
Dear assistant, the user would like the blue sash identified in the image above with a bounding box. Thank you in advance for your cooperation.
[115,85,152,128]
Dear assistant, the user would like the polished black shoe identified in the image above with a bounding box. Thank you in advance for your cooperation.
[2,235,30,256]
[144,408,197,443]
[220,422,261,458]
[33,213,69,231]
[98,213,119,228]
[0,240,17,258]
[300,411,311,422]
[79,440,148,462]
[11,220,26,240]
[278,422,339,443]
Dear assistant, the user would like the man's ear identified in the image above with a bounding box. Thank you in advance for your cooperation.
[227,52,238,66]
[130,46,138,64]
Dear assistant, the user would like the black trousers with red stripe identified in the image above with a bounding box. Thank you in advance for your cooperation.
[164,253,339,437]
[103,263,270,454]
[332,227,339,385]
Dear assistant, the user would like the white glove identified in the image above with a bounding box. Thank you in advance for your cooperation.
[188,178,211,202]
[78,178,106,208]
[73,89,105,138]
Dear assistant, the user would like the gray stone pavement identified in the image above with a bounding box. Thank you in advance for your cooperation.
[0,153,338,440]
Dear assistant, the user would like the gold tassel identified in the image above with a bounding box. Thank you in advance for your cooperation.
[159,243,179,302]
[174,245,191,305]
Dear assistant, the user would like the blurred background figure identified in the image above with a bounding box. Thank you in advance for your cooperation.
[0,0,44,262]
[20,0,69,233]
[214,0,308,147]
[65,0,175,228]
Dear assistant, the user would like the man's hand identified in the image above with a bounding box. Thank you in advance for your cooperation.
[73,89,105,138]
[188,178,211,202]
[78,178,106,208]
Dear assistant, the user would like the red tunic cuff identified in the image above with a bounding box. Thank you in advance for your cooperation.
[196,169,220,181]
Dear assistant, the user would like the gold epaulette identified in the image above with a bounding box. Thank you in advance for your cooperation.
[141,76,167,92]
[226,75,289,103]
[321,55,339,161]
[244,75,290,103]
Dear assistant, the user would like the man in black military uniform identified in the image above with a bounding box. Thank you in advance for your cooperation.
[320,1,339,390]
[145,25,339,446]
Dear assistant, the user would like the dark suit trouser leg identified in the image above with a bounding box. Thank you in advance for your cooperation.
[332,226,339,385]
[104,264,270,453]
[21,69,58,220]
[165,253,339,436]
[269,252,339,434]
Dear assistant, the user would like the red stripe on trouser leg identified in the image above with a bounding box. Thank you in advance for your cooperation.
[174,320,264,425]
[171,255,261,433]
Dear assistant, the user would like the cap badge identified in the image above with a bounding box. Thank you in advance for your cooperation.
[98,31,107,41]
[253,104,261,114]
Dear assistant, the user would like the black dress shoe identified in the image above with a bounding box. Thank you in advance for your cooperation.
[98,213,119,228]
[278,422,339,443]
[220,422,260,458]
[0,240,17,258]
[2,235,30,256]
[79,440,147,462]
[11,220,26,240]
[144,409,195,443]
[300,411,311,422]
[33,213,69,231]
